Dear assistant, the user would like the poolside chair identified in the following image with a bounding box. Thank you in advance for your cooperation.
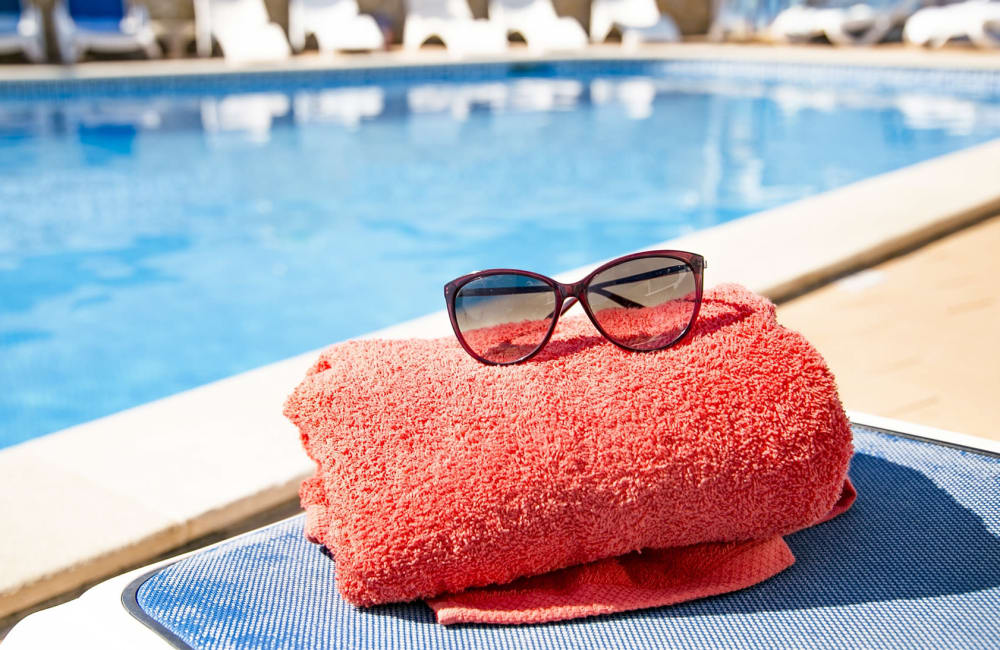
[589,0,681,48]
[193,0,291,63]
[0,0,44,62]
[287,0,384,53]
[487,0,587,52]
[903,0,1000,47]
[52,0,161,63]
[768,0,924,45]
[403,0,507,57]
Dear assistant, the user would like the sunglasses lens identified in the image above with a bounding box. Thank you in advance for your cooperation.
[586,256,698,351]
[453,274,557,364]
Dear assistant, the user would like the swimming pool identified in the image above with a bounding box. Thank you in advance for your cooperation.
[2,60,1000,448]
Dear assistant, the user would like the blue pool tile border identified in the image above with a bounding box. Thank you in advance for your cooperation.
[0,58,999,100]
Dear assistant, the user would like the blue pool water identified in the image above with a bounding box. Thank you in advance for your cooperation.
[2,62,1000,448]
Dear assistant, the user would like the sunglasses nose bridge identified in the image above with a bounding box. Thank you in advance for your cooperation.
[557,281,586,300]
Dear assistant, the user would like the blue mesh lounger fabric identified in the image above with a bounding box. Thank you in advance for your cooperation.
[129,425,1000,649]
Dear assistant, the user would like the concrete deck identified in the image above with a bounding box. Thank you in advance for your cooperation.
[779,215,1000,444]
[2,43,1000,629]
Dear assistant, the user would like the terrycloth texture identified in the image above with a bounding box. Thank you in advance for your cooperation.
[428,479,855,624]
[430,536,795,625]
[286,283,854,618]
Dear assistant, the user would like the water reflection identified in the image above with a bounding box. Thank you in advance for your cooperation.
[591,78,656,119]
[407,82,508,119]
[66,101,165,160]
[897,94,1000,135]
[200,93,291,142]
[406,79,584,119]
[770,84,1000,135]
[293,87,385,128]
[0,76,997,143]
[0,102,53,139]
[506,79,582,112]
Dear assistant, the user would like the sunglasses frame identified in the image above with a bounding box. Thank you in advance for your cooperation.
[444,250,706,365]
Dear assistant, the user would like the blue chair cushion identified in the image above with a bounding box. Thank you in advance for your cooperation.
[67,0,123,22]
[0,14,19,33]
[0,0,20,19]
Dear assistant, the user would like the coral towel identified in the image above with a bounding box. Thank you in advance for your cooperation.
[285,284,854,623]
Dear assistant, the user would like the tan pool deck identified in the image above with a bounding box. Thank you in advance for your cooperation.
[779,215,1000,444]
[2,42,1000,636]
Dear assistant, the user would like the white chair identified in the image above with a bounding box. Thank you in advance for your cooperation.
[769,0,924,45]
[904,0,1000,47]
[590,0,681,48]
[194,0,291,63]
[403,0,507,57]
[0,0,44,62]
[488,0,586,52]
[52,0,161,63]
[288,0,384,53]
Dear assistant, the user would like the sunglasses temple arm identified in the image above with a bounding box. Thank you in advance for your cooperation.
[587,264,689,292]
[588,287,646,309]
[546,288,643,320]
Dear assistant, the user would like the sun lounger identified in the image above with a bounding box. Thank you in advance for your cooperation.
[0,0,44,62]
[904,0,1000,48]
[193,0,291,62]
[487,0,587,53]
[402,0,507,57]
[768,0,923,45]
[589,0,680,48]
[6,415,1000,648]
[287,0,384,53]
[52,0,161,63]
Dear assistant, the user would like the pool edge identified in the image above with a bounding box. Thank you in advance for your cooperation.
[2,43,1000,86]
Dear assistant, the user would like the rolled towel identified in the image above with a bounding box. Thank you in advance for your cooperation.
[286,284,853,615]
[427,478,855,624]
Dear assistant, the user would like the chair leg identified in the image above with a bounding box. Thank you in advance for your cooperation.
[23,39,46,63]
[144,37,163,59]
[58,40,79,64]
[402,23,422,51]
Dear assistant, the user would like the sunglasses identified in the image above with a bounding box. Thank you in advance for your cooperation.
[444,250,706,365]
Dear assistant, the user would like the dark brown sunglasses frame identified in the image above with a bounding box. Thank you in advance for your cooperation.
[444,250,706,365]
